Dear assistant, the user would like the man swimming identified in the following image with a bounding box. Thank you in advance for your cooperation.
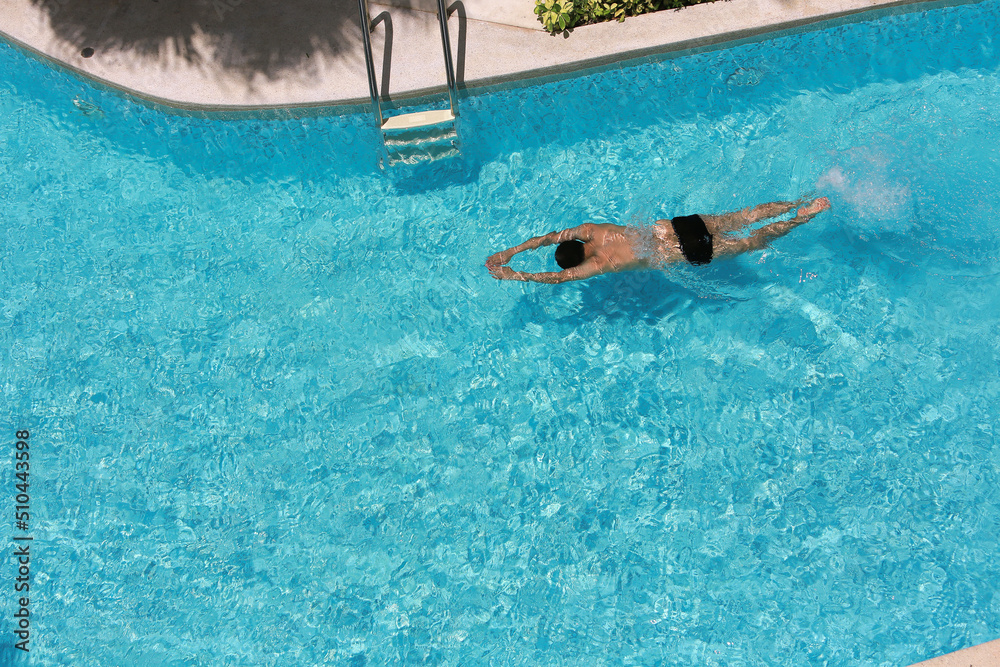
[485,197,831,283]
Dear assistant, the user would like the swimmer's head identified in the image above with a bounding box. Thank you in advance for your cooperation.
[555,240,585,269]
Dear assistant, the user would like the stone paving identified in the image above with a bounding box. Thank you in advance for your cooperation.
[0,0,948,109]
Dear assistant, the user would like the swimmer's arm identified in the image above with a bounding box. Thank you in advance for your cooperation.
[486,224,596,266]
[488,263,600,283]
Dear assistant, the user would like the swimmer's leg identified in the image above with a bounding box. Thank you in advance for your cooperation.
[702,199,806,235]
[714,197,830,256]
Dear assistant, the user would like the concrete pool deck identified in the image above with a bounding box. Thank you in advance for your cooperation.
[1,0,997,664]
[0,0,979,111]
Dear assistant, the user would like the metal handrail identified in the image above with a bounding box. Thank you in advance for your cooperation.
[357,0,384,128]
[357,0,459,130]
[436,0,459,116]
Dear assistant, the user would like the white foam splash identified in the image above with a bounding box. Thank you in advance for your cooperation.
[818,161,915,233]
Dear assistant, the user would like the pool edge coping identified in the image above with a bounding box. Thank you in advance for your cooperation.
[0,0,985,116]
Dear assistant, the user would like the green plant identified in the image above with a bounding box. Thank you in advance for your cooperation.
[584,0,674,22]
[534,0,576,33]
[536,0,719,32]
[586,0,626,22]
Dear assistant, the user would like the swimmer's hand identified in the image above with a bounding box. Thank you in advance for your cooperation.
[488,265,524,281]
[486,250,521,279]
[486,251,511,268]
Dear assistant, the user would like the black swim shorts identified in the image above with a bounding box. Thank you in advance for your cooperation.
[670,215,714,265]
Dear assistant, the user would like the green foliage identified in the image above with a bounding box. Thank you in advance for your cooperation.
[534,0,576,33]
[534,0,719,33]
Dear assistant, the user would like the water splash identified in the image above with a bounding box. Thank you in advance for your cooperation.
[817,158,915,233]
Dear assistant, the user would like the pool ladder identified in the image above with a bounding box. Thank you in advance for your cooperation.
[358,0,461,166]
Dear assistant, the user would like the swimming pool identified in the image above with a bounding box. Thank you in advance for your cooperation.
[2,0,999,664]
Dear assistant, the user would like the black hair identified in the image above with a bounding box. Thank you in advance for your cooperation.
[554,240,585,269]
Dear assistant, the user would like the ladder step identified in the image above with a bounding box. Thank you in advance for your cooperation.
[382,109,455,132]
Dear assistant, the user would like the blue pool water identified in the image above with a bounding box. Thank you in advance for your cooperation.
[2,0,1000,664]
